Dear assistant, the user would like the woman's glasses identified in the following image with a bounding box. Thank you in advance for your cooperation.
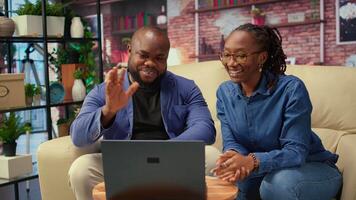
[219,50,263,64]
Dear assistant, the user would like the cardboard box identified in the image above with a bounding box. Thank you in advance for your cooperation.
[0,154,33,179]
[0,73,26,109]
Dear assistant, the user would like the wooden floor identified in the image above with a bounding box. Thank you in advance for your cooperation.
[0,133,47,200]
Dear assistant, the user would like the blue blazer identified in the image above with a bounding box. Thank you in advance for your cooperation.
[70,70,216,147]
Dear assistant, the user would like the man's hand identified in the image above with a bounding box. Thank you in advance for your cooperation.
[101,67,139,127]
[211,150,255,183]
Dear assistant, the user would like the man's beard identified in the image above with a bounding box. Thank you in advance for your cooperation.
[128,66,166,89]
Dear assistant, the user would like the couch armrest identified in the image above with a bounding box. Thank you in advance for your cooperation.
[37,136,100,200]
[336,134,356,200]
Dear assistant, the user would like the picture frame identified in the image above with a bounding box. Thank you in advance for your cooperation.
[336,0,356,45]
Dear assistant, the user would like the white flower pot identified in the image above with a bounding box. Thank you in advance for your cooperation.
[12,15,65,37]
[33,94,41,106]
[70,17,84,38]
[72,79,86,101]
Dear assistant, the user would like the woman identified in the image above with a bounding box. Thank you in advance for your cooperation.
[213,23,342,200]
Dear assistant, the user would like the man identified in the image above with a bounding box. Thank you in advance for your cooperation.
[68,26,217,200]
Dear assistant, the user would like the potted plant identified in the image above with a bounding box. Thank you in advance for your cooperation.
[33,85,42,106]
[50,26,98,100]
[57,118,70,137]
[67,26,98,93]
[24,83,35,106]
[49,45,79,80]
[57,105,77,137]
[251,6,266,26]
[0,112,31,156]
[12,0,66,37]
[50,44,84,101]
[72,68,86,101]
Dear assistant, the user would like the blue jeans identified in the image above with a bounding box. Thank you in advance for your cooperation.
[236,162,342,200]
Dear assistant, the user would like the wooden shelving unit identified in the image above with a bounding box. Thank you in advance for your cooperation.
[0,0,103,139]
[270,19,325,28]
[112,24,167,35]
[0,36,100,43]
[108,0,167,51]
[192,0,324,62]
[0,101,83,114]
[190,19,324,61]
[190,0,292,13]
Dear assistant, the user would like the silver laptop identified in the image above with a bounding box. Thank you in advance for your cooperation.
[101,140,206,200]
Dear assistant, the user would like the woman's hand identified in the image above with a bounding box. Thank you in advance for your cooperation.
[211,150,256,183]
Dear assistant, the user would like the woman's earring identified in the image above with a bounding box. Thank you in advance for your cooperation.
[258,64,263,72]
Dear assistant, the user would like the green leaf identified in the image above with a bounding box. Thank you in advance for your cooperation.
[16,0,65,16]
[25,83,36,97]
[0,112,30,143]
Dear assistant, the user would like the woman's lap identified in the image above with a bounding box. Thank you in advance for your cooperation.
[236,162,342,200]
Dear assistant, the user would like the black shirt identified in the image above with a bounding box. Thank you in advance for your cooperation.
[131,83,169,140]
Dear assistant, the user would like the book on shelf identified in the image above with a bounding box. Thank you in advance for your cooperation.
[213,0,218,7]
[130,16,136,29]
[124,16,130,30]
[201,0,240,9]
[143,13,149,27]
[116,12,156,32]
[137,12,144,28]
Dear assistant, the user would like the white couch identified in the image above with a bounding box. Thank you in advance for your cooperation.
[37,61,356,200]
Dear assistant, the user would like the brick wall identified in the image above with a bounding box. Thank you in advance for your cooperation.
[167,1,196,64]
[324,0,356,65]
[103,14,121,64]
[167,0,356,66]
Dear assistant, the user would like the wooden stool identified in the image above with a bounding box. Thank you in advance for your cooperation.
[93,176,238,200]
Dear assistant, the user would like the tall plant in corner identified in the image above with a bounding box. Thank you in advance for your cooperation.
[0,112,31,156]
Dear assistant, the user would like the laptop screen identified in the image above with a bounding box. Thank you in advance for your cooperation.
[101,140,206,200]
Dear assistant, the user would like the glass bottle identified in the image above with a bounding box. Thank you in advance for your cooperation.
[157,5,167,25]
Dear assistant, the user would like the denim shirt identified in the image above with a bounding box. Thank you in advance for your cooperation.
[71,71,216,147]
[216,72,338,175]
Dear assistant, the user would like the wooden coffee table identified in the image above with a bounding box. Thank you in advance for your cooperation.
[93,176,238,200]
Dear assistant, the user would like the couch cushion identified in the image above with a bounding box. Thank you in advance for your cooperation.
[335,134,356,200]
[37,136,100,200]
[168,61,229,122]
[286,66,356,133]
[312,128,348,153]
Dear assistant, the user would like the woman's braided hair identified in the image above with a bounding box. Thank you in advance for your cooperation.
[234,23,287,76]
